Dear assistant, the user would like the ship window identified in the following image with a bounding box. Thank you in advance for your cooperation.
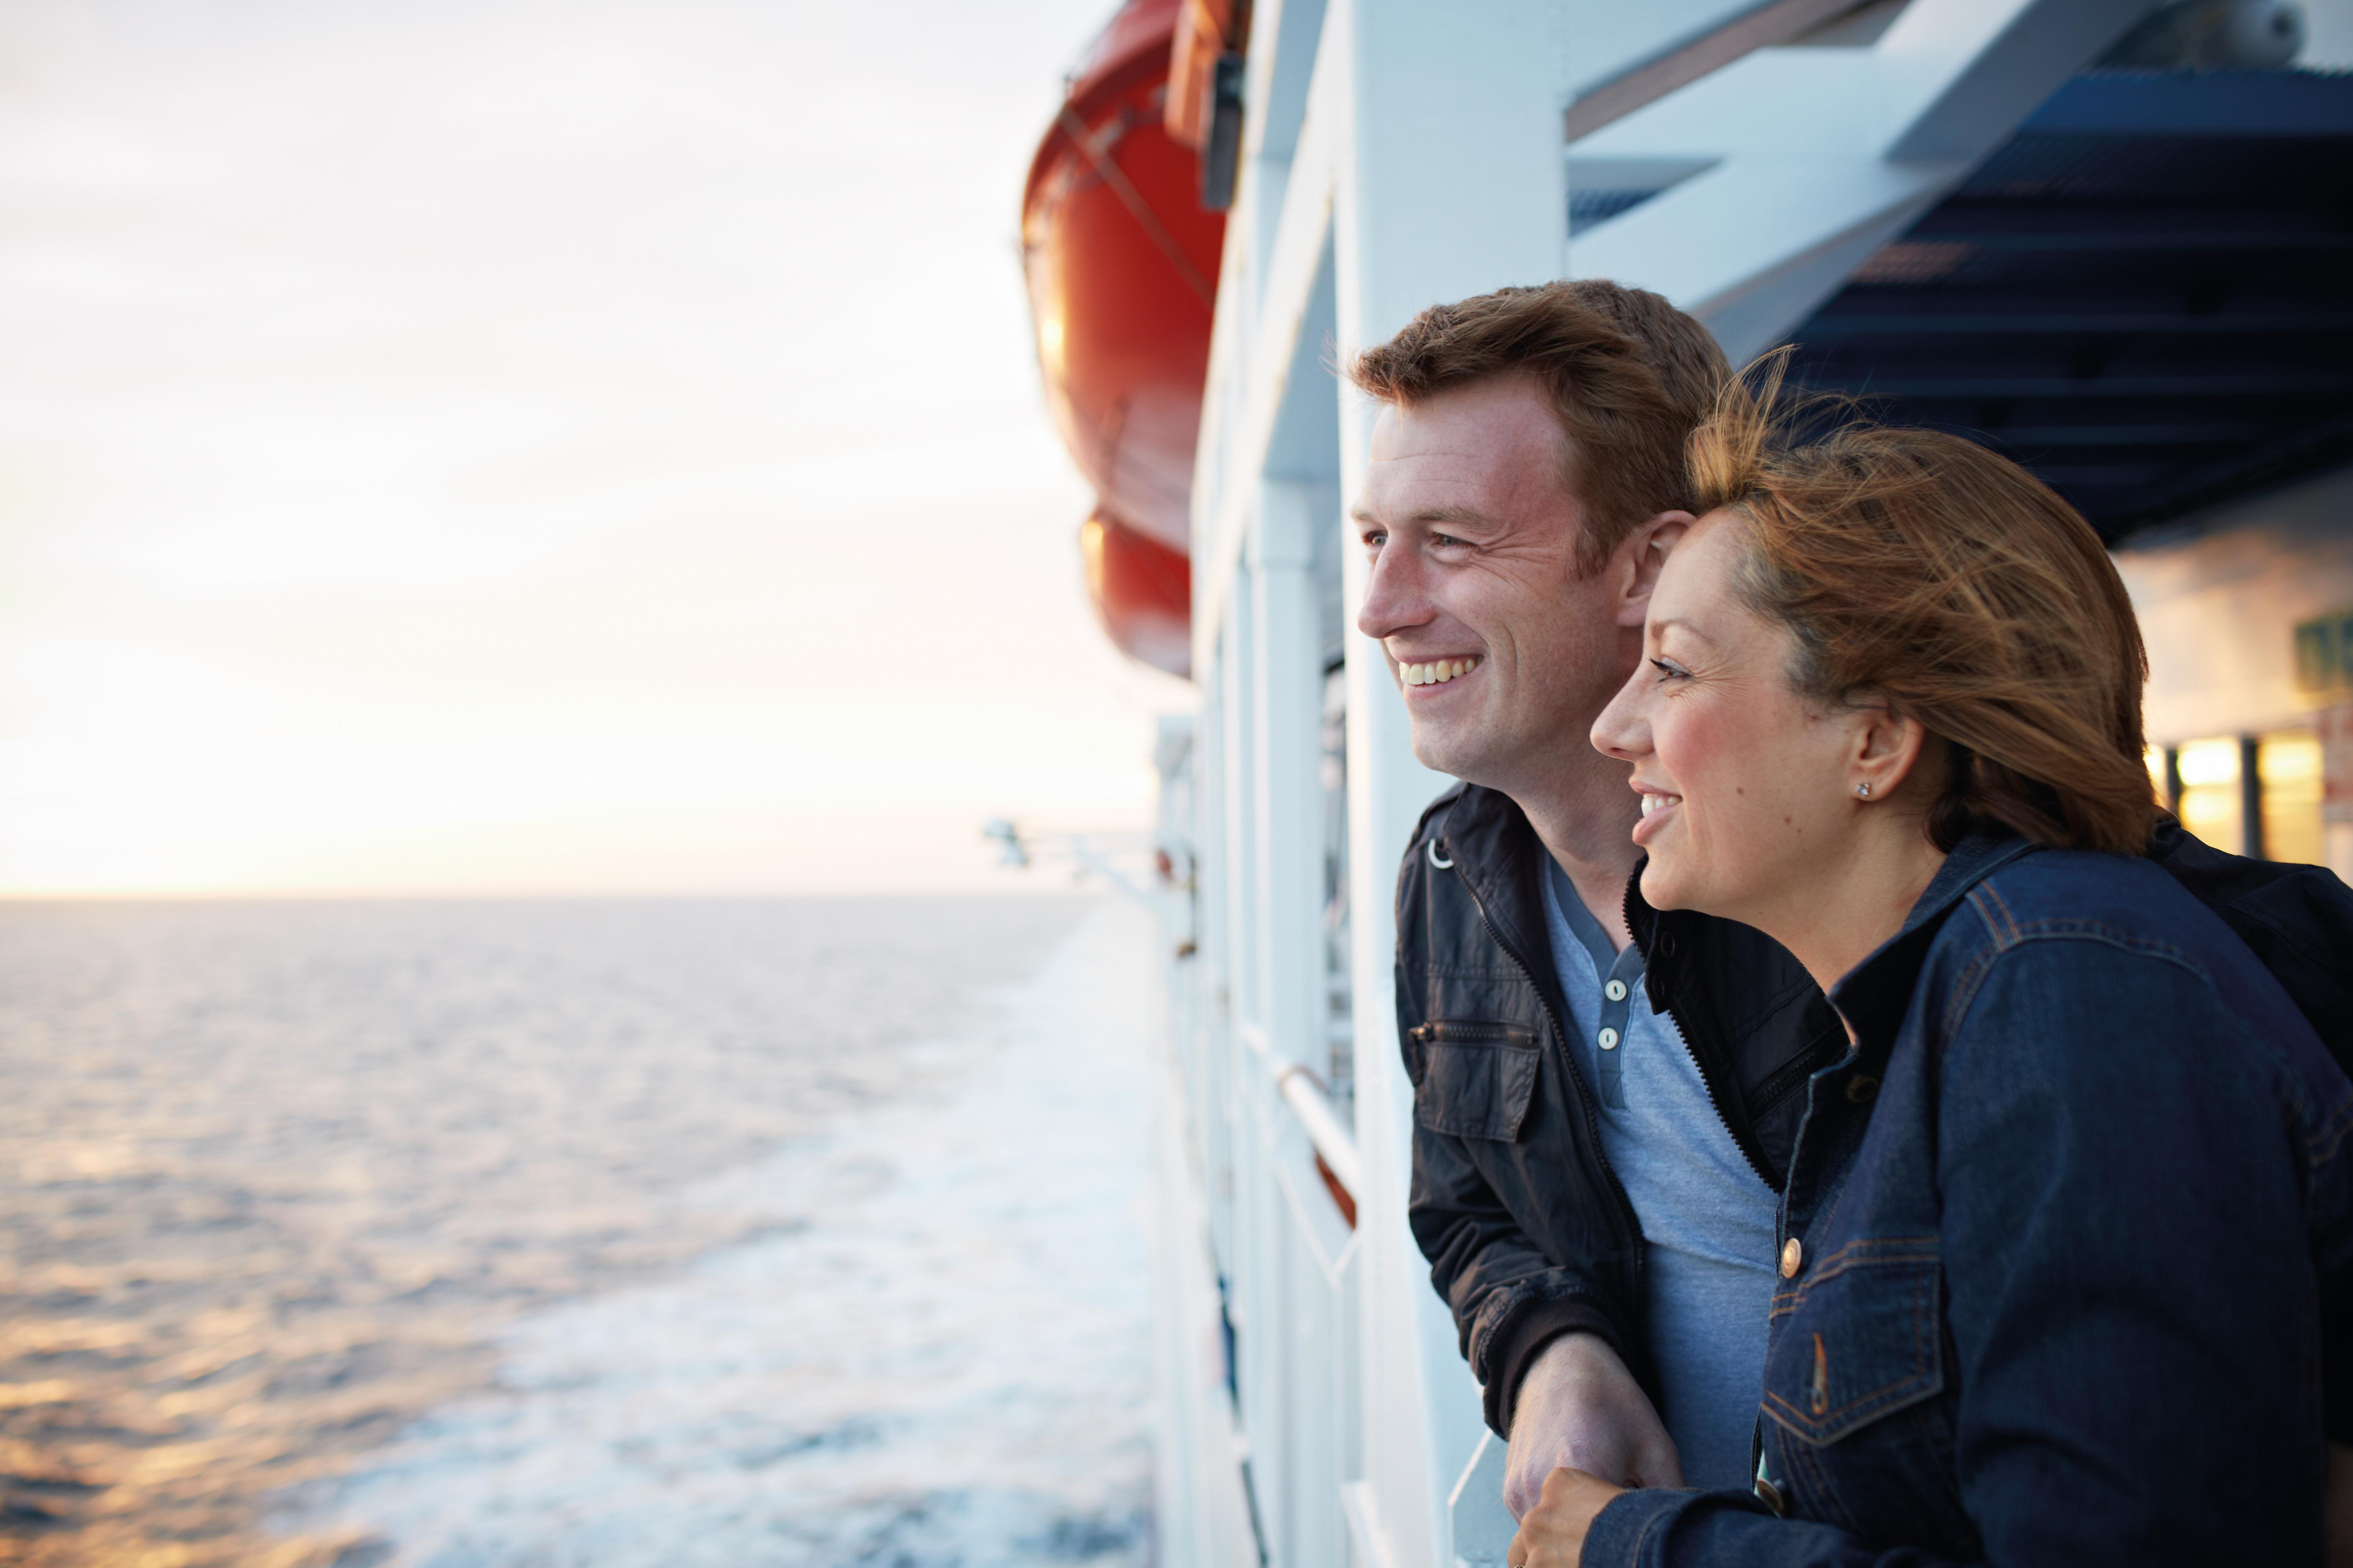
[2258,729,2324,867]
[2176,737,2243,854]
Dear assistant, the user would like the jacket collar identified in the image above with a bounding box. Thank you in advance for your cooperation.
[1432,784,1545,950]
[1429,783,1573,1019]
[1828,830,2043,1052]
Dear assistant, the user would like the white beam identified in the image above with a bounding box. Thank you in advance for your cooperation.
[1193,41,1341,674]
[1329,0,1573,1561]
[1566,0,2164,363]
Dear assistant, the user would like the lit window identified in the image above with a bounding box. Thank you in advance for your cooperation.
[2176,737,2242,853]
[2258,729,2323,866]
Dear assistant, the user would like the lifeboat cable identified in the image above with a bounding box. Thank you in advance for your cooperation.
[1054,106,1216,309]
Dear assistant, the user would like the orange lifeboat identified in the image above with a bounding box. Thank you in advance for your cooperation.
[1023,0,1235,678]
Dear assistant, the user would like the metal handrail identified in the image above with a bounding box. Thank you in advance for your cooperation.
[1274,1065,1361,1200]
[1235,1021,1363,1200]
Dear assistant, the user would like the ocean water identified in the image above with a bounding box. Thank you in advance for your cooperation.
[0,894,1157,1568]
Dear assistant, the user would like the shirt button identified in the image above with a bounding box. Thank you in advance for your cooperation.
[1597,1027,1620,1051]
[1780,1238,1804,1278]
[1604,979,1628,1002]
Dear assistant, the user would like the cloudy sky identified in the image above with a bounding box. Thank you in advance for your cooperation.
[0,0,1182,895]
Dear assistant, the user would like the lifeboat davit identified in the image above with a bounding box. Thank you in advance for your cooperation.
[1023,0,1235,678]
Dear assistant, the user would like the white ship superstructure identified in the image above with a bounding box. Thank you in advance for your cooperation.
[1021,3,2353,1564]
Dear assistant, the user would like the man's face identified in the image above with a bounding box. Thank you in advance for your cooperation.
[1353,376,1640,795]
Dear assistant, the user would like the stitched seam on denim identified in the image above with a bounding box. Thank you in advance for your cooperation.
[1940,942,2002,1044]
[1768,1248,1941,1320]
[1793,1237,1939,1291]
[1762,1376,1932,1431]
[1797,1436,1860,1535]
[1998,921,2206,975]
[1973,881,2023,947]
[1627,1500,1670,1566]
[1763,1270,1938,1431]
[1942,924,2214,1058]
[2310,1092,2353,1166]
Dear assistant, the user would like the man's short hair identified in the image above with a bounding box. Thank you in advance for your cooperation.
[1349,280,1730,576]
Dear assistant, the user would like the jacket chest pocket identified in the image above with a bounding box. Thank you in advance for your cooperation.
[1763,1249,1972,1554]
[1407,1021,1539,1142]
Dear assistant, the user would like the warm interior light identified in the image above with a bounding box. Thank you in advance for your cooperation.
[2176,738,2241,787]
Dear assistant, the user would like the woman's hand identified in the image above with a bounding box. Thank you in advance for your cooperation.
[1505,1467,1626,1568]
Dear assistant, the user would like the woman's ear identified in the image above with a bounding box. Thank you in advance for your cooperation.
[1617,510,1695,627]
[1851,698,1932,803]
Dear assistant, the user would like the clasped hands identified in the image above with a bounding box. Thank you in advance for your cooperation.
[1503,1333,1680,1568]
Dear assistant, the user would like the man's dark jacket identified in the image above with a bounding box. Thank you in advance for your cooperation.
[1396,779,2353,1439]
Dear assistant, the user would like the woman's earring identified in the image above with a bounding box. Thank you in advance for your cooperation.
[1855,781,1872,799]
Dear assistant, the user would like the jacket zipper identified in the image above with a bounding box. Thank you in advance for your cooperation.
[1450,845,1646,1297]
[1409,1021,1538,1044]
[1627,886,1782,1193]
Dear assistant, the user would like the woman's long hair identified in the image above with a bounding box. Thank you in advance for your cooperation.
[1687,354,2154,854]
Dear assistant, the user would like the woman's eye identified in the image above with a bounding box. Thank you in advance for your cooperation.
[1649,658,1689,682]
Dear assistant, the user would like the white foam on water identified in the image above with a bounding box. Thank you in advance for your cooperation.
[288,897,1161,1568]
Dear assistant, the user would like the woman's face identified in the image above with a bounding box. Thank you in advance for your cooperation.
[1590,509,1862,922]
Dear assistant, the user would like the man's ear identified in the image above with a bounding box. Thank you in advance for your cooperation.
[1616,510,1696,627]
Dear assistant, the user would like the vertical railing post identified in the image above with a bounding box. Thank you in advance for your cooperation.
[1254,481,1332,1082]
[1255,477,1348,1568]
[1328,1,1574,1561]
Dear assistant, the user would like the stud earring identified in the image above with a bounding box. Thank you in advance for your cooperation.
[1855,781,1872,799]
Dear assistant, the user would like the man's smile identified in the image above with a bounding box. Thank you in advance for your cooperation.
[1396,655,1483,689]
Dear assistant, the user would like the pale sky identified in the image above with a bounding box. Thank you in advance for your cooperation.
[0,0,1186,895]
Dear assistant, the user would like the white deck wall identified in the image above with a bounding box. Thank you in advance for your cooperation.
[1164,4,2163,1565]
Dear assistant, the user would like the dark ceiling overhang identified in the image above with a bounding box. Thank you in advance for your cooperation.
[1783,68,2353,545]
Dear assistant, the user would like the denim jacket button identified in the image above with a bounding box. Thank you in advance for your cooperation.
[1780,1237,1803,1278]
[1754,1476,1786,1516]
[1846,1073,1880,1104]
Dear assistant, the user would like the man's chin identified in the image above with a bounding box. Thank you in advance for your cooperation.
[1405,725,1487,786]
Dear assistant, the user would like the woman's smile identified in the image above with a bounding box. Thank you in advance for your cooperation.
[1632,787,1681,847]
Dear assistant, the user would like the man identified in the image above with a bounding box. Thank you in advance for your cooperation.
[1351,279,1780,1509]
[1348,279,2353,1521]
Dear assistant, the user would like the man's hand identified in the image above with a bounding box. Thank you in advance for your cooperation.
[1503,1333,1682,1518]
[1507,1467,1625,1568]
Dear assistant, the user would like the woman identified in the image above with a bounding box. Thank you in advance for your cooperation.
[1514,377,2353,1567]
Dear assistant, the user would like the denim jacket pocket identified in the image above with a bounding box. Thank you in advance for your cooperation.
[1407,1021,1539,1142]
[1762,1246,1972,1553]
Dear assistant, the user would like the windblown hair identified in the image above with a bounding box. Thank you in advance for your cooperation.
[1350,280,1730,576]
[1688,356,2154,855]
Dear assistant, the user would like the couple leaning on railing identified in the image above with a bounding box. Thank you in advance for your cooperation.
[1348,280,2353,1568]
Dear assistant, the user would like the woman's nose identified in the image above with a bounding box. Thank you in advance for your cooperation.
[1590,667,1650,761]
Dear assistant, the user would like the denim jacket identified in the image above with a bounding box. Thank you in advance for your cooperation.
[1584,833,2353,1567]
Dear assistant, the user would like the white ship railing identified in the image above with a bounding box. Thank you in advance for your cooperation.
[1155,3,2163,1565]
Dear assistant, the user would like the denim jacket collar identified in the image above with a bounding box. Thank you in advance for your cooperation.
[1828,830,2045,1055]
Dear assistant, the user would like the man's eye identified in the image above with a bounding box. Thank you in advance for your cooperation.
[1362,530,1387,549]
[1430,533,1466,549]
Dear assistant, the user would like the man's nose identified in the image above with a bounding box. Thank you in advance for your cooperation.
[1356,539,1428,641]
